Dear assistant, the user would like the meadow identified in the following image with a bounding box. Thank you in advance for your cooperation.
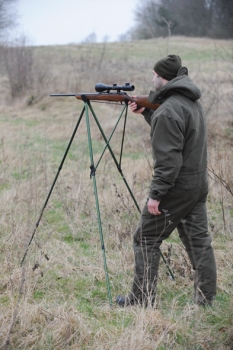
[0,36,233,349]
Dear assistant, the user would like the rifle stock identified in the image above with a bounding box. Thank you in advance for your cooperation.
[76,94,160,110]
[50,92,160,110]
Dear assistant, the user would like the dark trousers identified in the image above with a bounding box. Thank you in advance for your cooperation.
[131,186,217,304]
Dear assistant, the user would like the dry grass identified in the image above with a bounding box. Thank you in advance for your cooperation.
[0,36,233,349]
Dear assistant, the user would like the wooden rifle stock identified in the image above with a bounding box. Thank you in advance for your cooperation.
[75,94,160,110]
[50,93,160,111]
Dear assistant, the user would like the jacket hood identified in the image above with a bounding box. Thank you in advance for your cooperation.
[148,67,201,104]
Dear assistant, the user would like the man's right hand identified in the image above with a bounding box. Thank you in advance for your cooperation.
[147,198,161,215]
[128,100,145,114]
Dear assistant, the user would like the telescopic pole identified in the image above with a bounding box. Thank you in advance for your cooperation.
[82,96,112,305]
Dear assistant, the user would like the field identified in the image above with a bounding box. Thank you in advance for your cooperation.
[0,36,233,349]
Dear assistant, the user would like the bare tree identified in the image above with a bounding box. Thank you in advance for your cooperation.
[128,0,233,40]
[2,35,33,98]
[0,0,18,38]
[162,17,175,54]
[2,34,51,101]
[82,32,97,43]
[132,0,162,40]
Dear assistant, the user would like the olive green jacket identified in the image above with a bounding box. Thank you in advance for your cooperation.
[142,67,208,201]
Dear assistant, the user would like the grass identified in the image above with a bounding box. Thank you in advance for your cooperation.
[0,36,233,349]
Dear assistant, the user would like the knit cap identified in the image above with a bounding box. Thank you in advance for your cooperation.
[153,55,182,81]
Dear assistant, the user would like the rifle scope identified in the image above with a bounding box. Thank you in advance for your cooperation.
[95,83,135,93]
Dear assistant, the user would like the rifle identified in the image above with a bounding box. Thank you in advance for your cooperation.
[50,83,160,111]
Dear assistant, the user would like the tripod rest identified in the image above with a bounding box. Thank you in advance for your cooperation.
[21,98,174,306]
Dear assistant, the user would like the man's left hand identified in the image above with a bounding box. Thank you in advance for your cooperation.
[147,198,161,215]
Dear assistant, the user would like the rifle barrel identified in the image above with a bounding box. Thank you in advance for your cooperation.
[50,94,77,96]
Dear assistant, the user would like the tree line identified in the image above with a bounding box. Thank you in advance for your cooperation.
[127,0,233,40]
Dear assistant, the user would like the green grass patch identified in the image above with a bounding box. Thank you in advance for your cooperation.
[63,234,84,243]
[1,116,41,128]
[33,290,45,300]
[12,169,29,180]
[0,295,10,305]
[79,242,92,256]
[159,283,191,308]
[123,151,145,160]
[44,204,71,236]
[0,182,10,191]
[91,279,108,301]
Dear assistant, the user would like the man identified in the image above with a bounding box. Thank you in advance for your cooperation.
[116,55,217,307]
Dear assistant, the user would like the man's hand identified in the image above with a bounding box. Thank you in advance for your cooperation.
[147,198,161,215]
[128,98,145,114]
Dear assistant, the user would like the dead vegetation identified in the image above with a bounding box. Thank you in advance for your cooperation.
[0,37,232,349]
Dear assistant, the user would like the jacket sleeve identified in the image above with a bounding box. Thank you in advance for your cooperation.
[142,108,154,126]
[149,114,184,201]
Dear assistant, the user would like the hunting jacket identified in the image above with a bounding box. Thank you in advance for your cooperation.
[142,67,208,201]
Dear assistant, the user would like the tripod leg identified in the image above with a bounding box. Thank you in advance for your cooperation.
[118,103,128,169]
[84,102,112,306]
[21,107,85,266]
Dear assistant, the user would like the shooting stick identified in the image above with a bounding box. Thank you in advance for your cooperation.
[21,84,174,307]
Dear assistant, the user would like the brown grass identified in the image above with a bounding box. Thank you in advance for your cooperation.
[0,36,233,349]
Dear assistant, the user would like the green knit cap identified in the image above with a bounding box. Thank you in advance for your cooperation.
[153,54,182,81]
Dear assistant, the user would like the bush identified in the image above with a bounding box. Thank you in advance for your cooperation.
[2,35,51,102]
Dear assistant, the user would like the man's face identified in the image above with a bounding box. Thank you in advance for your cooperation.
[152,71,165,91]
